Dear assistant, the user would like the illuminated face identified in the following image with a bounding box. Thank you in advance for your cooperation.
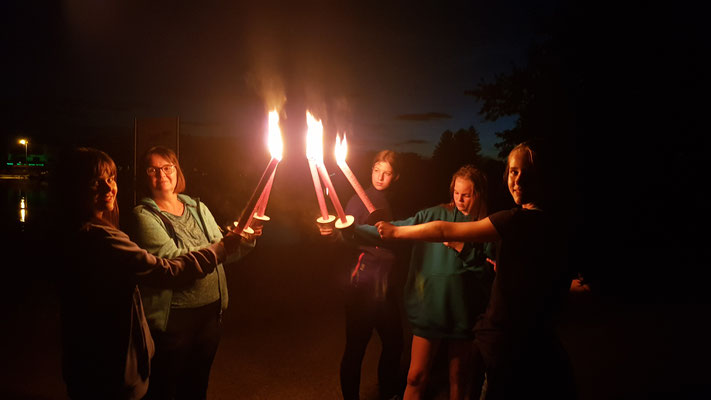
[507,149,536,208]
[147,154,177,197]
[372,161,396,191]
[452,177,476,216]
[90,171,117,216]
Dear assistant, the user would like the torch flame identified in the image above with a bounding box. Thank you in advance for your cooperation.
[305,111,324,163]
[334,133,348,166]
[268,110,283,161]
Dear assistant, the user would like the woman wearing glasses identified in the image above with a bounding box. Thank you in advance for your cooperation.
[130,146,259,400]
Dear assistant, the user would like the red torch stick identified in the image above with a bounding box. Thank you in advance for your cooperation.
[306,111,352,229]
[236,157,279,232]
[235,110,283,232]
[308,160,330,221]
[255,168,276,217]
[315,162,347,224]
[335,134,375,213]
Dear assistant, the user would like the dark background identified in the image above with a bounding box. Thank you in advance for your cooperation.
[2,1,709,398]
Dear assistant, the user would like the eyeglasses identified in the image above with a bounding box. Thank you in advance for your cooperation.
[146,165,175,176]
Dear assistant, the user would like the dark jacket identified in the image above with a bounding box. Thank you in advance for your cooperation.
[60,220,225,399]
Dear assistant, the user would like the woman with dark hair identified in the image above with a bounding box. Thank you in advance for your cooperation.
[320,149,405,400]
[377,141,576,400]
[358,164,494,400]
[55,147,243,400]
[130,145,258,400]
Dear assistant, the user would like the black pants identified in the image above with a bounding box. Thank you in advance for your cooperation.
[144,301,222,400]
[340,287,404,400]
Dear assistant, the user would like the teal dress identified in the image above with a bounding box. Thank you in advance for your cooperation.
[359,204,493,339]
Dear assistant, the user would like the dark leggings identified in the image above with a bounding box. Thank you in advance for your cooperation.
[340,288,404,400]
[144,300,222,400]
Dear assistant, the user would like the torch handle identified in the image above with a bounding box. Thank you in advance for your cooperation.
[316,163,348,223]
[338,162,375,213]
[308,160,330,220]
[255,168,277,217]
[236,157,279,232]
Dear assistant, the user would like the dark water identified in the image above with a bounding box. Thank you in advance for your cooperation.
[1,179,49,233]
[2,179,53,278]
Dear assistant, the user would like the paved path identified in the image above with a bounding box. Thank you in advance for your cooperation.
[2,234,710,399]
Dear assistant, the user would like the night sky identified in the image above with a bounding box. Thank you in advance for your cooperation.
[2,0,563,158]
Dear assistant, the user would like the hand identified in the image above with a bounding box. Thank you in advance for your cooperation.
[222,230,243,255]
[248,220,264,238]
[443,241,464,253]
[375,221,396,239]
[318,224,334,236]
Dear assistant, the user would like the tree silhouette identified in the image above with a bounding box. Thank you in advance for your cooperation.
[389,151,437,218]
[432,127,483,173]
[429,126,489,208]
[432,130,455,164]
[469,38,580,161]
[464,2,709,299]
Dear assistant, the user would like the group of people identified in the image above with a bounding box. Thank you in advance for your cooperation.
[55,139,574,400]
[321,141,575,400]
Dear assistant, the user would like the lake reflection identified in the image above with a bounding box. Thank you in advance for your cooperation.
[1,179,49,239]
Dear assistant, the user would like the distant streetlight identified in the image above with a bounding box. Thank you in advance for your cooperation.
[18,139,28,163]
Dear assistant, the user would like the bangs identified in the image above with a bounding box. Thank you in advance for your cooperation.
[89,153,117,181]
[71,148,116,184]
[95,160,117,178]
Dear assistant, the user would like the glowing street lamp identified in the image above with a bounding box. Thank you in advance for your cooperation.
[18,139,28,163]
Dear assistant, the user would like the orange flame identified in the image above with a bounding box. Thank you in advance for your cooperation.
[305,111,324,163]
[334,133,349,166]
[268,110,283,161]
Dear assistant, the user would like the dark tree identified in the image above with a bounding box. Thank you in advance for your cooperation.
[467,2,707,301]
[452,127,482,164]
[431,130,455,166]
[431,126,486,199]
[469,38,581,161]
[389,152,436,218]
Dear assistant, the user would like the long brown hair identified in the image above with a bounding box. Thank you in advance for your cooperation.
[55,147,120,228]
[139,146,186,197]
[448,164,488,220]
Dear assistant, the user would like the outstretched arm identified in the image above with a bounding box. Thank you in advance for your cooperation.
[376,217,500,243]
